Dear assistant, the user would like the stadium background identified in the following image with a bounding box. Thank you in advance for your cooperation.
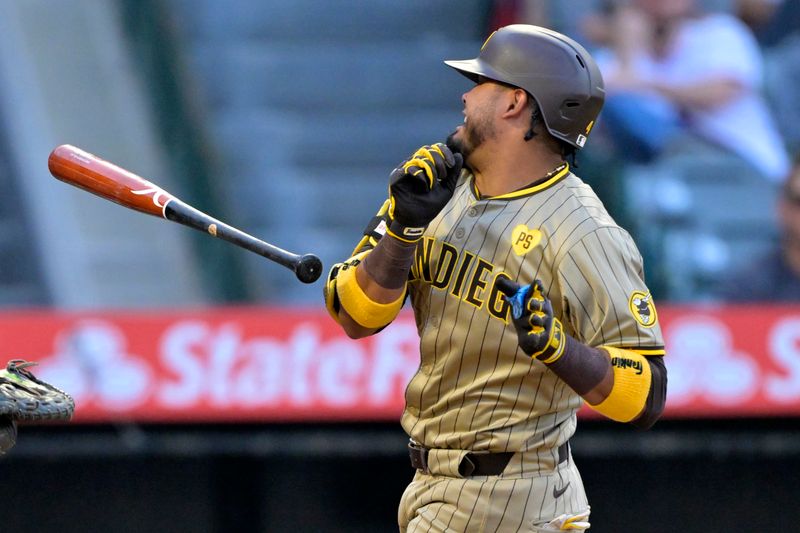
[0,0,798,531]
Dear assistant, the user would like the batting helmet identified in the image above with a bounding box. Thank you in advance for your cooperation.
[444,25,605,150]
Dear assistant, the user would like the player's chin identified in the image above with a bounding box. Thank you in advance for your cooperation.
[446,128,466,154]
[447,129,475,168]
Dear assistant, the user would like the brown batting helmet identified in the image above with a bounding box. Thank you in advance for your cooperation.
[444,25,605,150]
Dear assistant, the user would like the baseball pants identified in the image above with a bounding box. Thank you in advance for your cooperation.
[399,447,590,532]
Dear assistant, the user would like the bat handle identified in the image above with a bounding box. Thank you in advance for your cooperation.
[165,200,323,284]
[295,254,323,284]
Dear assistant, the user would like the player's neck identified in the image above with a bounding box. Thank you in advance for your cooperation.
[470,141,564,197]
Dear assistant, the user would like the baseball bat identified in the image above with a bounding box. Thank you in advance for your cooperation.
[47,144,322,284]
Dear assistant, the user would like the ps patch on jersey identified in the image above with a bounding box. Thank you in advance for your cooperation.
[628,291,657,328]
[511,224,542,256]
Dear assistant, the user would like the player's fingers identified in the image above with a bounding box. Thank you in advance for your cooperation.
[428,149,448,183]
[440,151,463,194]
[528,310,547,332]
[402,158,434,188]
[528,318,546,333]
[431,142,456,168]
[414,146,448,185]
[531,279,546,302]
[526,295,544,315]
[398,161,436,194]
[496,277,521,297]
[450,151,464,172]
[541,297,554,319]
[411,145,433,160]
[409,146,441,184]
[389,162,411,187]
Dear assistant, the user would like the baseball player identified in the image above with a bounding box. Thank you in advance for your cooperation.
[0,359,75,455]
[324,25,667,531]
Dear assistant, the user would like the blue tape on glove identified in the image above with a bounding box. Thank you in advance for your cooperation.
[509,285,530,320]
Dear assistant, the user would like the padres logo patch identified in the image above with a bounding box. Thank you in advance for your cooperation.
[511,224,542,256]
[628,291,657,328]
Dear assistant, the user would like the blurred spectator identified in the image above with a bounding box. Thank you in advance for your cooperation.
[585,0,791,182]
[488,0,606,43]
[762,32,800,154]
[714,159,800,301]
[736,0,782,29]
[487,0,550,32]
[736,0,800,47]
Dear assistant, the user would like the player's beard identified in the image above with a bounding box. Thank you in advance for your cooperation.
[447,105,497,166]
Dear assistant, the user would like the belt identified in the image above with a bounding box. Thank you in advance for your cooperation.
[408,440,570,477]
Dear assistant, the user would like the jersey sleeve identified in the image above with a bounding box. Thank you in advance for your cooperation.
[555,226,665,356]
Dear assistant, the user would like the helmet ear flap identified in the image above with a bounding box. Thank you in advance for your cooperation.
[559,100,583,120]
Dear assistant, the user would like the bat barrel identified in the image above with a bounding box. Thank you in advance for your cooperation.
[48,144,323,284]
[48,144,174,218]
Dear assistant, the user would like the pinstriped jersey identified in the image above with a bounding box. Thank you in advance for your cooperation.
[395,163,664,454]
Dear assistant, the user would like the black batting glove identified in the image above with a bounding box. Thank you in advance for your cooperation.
[496,278,566,364]
[387,143,463,243]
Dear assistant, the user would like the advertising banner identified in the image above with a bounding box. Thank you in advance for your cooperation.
[1,306,798,422]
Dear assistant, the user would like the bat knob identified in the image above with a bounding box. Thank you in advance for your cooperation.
[295,254,323,284]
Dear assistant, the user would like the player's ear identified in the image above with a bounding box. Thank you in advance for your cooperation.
[502,89,530,119]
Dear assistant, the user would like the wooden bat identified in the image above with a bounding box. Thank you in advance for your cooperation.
[47,144,322,284]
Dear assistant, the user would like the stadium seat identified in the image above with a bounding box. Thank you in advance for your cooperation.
[622,141,780,301]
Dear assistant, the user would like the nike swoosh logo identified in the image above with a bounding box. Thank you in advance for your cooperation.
[552,481,570,499]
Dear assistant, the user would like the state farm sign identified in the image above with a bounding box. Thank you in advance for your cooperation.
[1,305,799,422]
[662,306,800,417]
[0,309,418,422]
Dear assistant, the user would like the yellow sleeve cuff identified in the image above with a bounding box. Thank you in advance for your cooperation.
[588,346,652,423]
[336,260,405,329]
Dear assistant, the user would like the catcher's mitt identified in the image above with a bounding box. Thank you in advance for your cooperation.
[0,359,74,422]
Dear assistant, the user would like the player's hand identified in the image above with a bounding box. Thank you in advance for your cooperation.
[387,143,463,243]
[496,278,566,363]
